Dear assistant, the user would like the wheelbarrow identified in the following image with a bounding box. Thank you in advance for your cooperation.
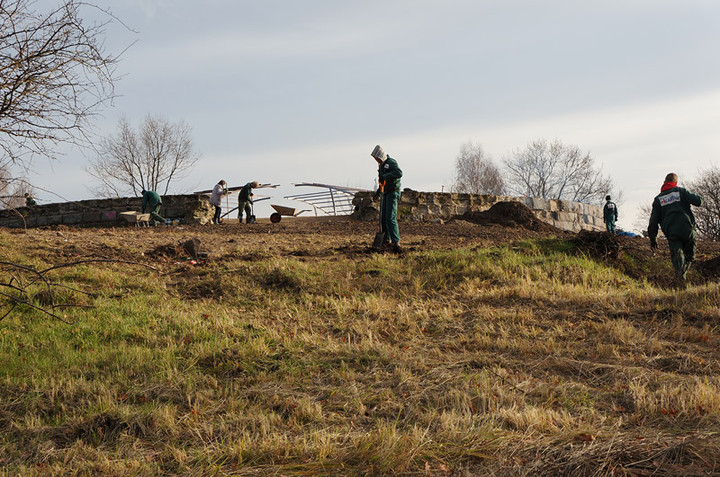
[270,204,309,223]
[119,211,151,227]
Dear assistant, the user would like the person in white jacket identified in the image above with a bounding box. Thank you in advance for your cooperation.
[209,180,229,224]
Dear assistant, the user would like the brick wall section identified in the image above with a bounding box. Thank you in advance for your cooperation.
[351,190,604,232]
[0,194,215,228]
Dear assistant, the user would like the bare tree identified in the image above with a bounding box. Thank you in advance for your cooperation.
[502,139,614,203]
[87,115,199,196]
[0,165,29,208]
[686,166,720,240]
[0,0,122,167]
[452,142,505,194]
[634,203,653,237]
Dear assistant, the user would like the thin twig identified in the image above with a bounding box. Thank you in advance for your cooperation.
[40,258,159,273]
[0,290,73,324]
[0,303,18,322]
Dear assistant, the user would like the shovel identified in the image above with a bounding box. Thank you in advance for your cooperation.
[372,183,386,249]
[248,198,256,223]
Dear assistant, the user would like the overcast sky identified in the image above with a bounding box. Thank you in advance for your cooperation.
[30,0,720,230]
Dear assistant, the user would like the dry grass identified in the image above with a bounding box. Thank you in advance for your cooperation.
[1,223,720,475]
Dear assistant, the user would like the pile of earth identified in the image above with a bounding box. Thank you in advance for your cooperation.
[145,238,204,259]
[459,201,559,232]
[573,230,623,258]
[695,255,720,279]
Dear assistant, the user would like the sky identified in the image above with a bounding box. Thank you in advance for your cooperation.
[28,0,720,231]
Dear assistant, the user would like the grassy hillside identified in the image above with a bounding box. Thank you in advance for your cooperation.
[1,224,719,476]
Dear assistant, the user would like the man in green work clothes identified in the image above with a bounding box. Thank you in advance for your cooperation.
[648,172,703,286]
[237,181,259,223]
[603,195,618,234]
[141,189,165,226]
[24,193,37,206]
[371,145,403,254]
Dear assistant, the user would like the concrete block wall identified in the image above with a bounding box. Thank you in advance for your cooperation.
[0,194,215,228]
[352,190,604,232]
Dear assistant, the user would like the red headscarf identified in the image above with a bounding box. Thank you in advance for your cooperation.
[661,181,677,192]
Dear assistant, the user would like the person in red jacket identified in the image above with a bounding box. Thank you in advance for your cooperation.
[648,172,703,285]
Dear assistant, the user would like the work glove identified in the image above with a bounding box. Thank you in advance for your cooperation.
[650,237,658,250]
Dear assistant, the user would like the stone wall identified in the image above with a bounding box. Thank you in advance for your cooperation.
[1,190,605,232]
[0,194,215,228]
[352,189,604,232]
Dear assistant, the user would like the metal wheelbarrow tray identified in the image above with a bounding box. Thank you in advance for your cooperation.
[270,204,308,223]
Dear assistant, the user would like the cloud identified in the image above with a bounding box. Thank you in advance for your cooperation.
[122,2,446,71]
[120,0,174,20]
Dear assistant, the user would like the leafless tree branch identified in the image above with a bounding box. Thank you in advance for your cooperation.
[86,114,199,197]
[686,166,720,240]
[0,0,126,167]
[0,258,158,323]
[452,141,505,195]
[502,138,617,204]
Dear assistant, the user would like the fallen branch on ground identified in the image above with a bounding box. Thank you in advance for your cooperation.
[0,259,159,324]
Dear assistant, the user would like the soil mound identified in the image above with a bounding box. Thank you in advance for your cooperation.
[695,255,720,279]
[146,243,186,258]
[146,238,204,259]
[460,201,558,232]
[573,230,622,258]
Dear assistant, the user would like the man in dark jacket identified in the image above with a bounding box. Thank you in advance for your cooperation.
[237,181,259,223]
[141,189,165,226]
[603,195,618,234]
[648,173,703,284]
[371,145,403,254]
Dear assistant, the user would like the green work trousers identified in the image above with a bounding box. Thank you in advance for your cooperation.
[381,191,401,244]
[605,218,616,234]
[667,232,696,280]
[149,204,164,225]
[238,201,252,222]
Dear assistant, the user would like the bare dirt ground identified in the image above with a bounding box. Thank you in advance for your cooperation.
[9,200,720,289]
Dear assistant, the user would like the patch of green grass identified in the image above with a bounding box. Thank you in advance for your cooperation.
[2,231,720,475]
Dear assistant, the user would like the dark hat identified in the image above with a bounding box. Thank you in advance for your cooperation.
[605,195,611,201]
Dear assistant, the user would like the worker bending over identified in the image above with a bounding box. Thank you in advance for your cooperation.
[237,181,259,223]
[141,189,165,226]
